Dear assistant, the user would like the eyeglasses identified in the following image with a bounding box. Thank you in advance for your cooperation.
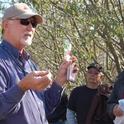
[9,18,38,28]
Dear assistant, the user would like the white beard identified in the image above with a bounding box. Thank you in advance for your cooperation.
[21,36,33,46]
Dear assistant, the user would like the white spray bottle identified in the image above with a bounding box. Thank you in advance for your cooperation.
[64,39,77,82]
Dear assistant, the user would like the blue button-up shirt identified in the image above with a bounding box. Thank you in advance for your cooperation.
[0,40,63,124]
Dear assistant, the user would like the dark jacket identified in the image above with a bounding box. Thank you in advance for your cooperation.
[86,84,114,124]
[107,71,124,119]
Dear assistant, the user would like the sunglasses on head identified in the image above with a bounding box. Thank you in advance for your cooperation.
[9,18,38,28]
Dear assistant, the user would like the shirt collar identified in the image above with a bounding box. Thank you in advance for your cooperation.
[1,40,30,60]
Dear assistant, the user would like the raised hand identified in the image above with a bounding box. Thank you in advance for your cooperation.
[18,71,52,91]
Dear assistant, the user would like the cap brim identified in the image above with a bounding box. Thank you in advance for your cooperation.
[87,66,101,72]
[16,13,43,24]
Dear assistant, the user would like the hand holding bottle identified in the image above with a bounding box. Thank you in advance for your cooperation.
[64,39,78,82]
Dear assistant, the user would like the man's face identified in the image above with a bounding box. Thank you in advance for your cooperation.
[86,68,102,85]
[3,17,37,50]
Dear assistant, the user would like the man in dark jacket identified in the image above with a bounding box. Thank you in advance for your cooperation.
[67,62,113,124]
[107,71,124,122]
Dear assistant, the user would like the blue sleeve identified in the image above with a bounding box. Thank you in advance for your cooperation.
[0,67,25,120]
[43,82,64,116]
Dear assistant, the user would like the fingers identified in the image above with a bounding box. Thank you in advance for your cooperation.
[18,70,53,91]
[33,71,48,77]
[64,55,77,61]
[62,56,78,69]
[71,56,78,62]
[34,74,52,90]
[33,70,52,79]
[73,64,79,73]
[113,104,124,117]
[35,71,52,82]
[55,55,78,86]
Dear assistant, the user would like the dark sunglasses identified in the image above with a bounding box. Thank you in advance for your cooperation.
[10,18,37,28]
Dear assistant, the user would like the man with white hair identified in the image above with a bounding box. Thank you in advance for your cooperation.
[0,3,78,124]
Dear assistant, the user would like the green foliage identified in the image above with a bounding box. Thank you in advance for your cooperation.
[1,0,124,90]
[27,0,124,85]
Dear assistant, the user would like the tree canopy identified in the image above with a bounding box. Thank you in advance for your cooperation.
[1,0,124,87]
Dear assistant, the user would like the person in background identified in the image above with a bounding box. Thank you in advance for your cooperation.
[0,3,78,124]
[66,62,113,124]
[107,71,124,123]
[47,91,68,124]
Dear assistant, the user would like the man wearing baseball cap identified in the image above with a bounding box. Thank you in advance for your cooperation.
[0,2,78,124]
[87,62,103,72]
[67,62,113,124]
[2,3,43,23]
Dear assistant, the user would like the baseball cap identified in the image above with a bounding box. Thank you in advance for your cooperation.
[2,3,43,24]
[87,62,102,72]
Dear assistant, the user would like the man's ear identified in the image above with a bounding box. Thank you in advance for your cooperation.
[100,72,104,81]
[2,20,9,31]
[1,22,5,35]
